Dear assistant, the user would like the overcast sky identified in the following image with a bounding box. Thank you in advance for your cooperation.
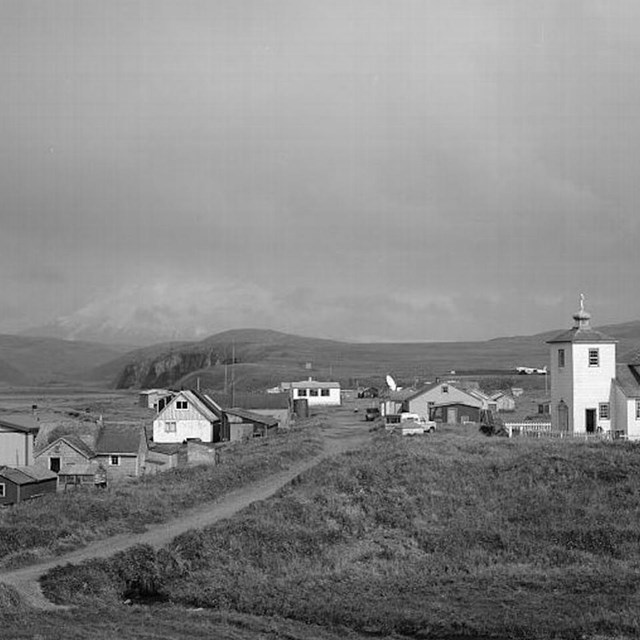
[2,0,640,343]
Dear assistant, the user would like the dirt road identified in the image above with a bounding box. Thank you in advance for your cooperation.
[0,404,373,610]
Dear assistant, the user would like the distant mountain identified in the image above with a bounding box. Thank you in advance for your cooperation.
[102,321,640,392]
[0,335,132,386]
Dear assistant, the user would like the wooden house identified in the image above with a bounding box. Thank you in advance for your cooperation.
[290,379,341,407]
[34,424,148,484]
[490,391,516,412]
[34,434,95,475]
[0,466,57,505]
[401,382,483,419]
[152,389,229,444]
[431,402,482,424]
[94,423,148,479]
[0,417,39,467]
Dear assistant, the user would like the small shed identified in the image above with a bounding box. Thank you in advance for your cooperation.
[490,392,516,412]
[139,389,174,411]
[0,466,58,505]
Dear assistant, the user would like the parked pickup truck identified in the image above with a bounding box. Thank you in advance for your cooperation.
[386,413,437,435]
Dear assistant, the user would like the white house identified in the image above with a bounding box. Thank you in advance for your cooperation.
[0,417,38,467]
[547,297,640,437]
[290,379,341,407]
[401,382,484,419]
[153,390,227,444]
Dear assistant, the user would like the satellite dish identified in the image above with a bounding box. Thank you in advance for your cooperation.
[386,374,397,392]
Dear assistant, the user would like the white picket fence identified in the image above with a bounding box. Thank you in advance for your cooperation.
[505,422,612,440]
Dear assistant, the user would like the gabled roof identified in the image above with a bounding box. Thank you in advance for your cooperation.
[404,381,481,406]
[0,466,57,485]
[177,389,223,422]
[614,364,640,399]
[95,423,143,455]
[37,434,96,459]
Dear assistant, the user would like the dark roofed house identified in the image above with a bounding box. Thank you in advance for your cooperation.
[34,423,148,484]
[94,423,148,479]
[0,465,57,505]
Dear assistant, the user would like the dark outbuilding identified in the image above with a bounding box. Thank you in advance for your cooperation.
[0,466,58,506]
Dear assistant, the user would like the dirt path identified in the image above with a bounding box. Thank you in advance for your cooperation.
[0,405,372,610]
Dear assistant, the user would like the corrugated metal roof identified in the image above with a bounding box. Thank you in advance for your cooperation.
[95,423,143,455]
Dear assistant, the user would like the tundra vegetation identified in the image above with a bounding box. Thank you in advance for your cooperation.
[32,427,640,639]
[0,425,322,569]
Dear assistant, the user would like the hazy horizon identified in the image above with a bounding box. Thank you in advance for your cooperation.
[3,1,639,343]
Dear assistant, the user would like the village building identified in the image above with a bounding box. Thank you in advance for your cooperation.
[0,416,39,467]
[138,389,174,411]
[34,424,149,485]
[489,391,516,413]
[430,401,482,424]
[290,379,341,407]
[152,389,228,444]
[548,297,640,438]
[399,381,485,419]
[0,466,57,506]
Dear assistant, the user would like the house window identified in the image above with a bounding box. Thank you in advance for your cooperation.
[636,400,640,420]
[599,403,610,420]
[165,421,177,433]
[442,385,449,393]
[309,389,319,396]
[321,389,330,396]
[298,389,307,397]
[558,349,565,368]
[176,400,188,409]
[0,483,4,497]
[49,457,61,473]
[589,349,599,367]
[110,455,120,466]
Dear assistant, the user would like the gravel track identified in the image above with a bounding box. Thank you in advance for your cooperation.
[0,406,372,609]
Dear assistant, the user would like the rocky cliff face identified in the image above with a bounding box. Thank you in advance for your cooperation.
[115,350,220,389]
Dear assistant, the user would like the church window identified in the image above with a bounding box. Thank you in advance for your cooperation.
[599,403,609,420]
[558,349,565,368]
[588,349,599,367]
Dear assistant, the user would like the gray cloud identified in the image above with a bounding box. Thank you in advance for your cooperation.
[1,0,639,340]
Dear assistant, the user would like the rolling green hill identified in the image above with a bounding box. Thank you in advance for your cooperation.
[102,321,640,391]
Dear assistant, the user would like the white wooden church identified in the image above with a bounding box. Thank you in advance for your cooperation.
[548,297,640,438]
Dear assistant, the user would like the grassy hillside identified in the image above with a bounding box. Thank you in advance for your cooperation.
[42,428,640,639]
[102,321,640,391]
